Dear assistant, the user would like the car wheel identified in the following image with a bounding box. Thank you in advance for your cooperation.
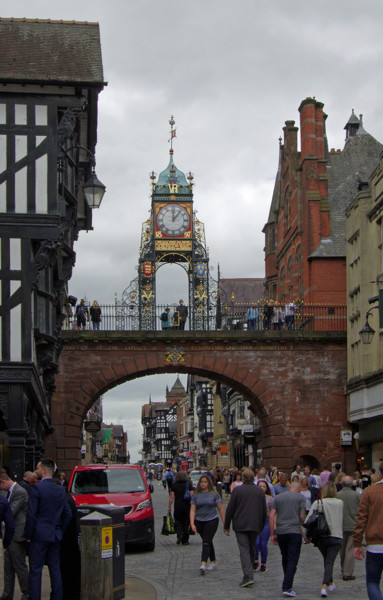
[144,536,155,552]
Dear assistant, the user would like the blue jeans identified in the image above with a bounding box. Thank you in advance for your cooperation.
[366,551,383,600]
[277,533,302,591]
[255,521,270,564]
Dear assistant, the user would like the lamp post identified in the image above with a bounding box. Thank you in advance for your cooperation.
[359,305,378,344]
[64,145,106,208]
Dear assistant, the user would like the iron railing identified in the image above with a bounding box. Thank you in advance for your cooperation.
[63,302,347,332]
[220,302,347,332]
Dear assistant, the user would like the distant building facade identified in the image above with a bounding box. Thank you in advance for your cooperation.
[346,150,383,469]
[263,98,382,304]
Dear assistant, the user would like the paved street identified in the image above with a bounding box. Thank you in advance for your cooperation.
[126,482,370,600]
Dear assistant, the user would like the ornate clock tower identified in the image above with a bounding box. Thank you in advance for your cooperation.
[122,117,217,330]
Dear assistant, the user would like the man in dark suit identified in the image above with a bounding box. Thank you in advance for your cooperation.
[24,458,72,600]
[18,471,34,495]
[0,473,29,600]
[0,494,15,550]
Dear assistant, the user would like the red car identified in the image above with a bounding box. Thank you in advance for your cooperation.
[68,464,155,551]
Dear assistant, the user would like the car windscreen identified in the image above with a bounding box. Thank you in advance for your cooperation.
[70,469,146,494]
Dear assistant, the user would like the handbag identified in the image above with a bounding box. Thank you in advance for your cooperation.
[304,499,330,543]
[184,482,191,501]
[166,511,175,534]
[161,515,170,536]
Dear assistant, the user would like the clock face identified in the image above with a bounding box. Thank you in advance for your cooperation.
[157,204,190,237]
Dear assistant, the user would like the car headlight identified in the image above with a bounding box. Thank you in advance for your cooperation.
[136,499,152,511]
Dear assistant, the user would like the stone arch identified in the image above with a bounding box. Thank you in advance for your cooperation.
[45,331,351,474]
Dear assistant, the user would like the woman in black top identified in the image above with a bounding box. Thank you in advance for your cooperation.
[168,470,194,545]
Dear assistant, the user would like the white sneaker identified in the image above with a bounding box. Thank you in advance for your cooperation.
[328,584,336,592]
[321,589,328,597]
[200,564,206,575]
[206,563,217,571]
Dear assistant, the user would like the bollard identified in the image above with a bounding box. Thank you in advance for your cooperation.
[80,511,114,600]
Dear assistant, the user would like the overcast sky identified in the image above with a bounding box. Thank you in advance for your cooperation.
[4,0,383,462]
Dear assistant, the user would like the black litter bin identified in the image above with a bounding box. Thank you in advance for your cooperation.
[78,505,125,600]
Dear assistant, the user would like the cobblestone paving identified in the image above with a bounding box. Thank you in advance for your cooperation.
[125,483,370,600]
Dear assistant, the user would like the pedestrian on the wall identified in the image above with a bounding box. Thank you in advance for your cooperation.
[246,303,259,331]
[304,481,343,598]
[224,468,267,589]
[89,300,102,331]
[160,306,172,330]
[353,461,383,600]
[75,299,89,330]
[190,474,225,574]
[168,470,194,546]
[24,457,72,600]
[176,299,188,330]
[0,473,28,600]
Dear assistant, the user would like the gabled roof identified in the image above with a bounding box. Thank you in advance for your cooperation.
[168,376,186,396]
[112,424,124,438]
[266,142,283,226]
[311,127,382,258]
[0,18,104,84]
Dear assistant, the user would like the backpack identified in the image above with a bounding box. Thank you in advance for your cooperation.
[77,304,86,317]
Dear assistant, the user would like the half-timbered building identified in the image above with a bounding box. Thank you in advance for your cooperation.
[0,18,105,476]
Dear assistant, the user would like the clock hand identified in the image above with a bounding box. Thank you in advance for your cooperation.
[172,208,181,222]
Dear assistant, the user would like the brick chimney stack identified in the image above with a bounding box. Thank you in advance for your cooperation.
[298,97,330,254]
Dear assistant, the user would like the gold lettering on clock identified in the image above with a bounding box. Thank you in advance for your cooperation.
[168,183,179,193]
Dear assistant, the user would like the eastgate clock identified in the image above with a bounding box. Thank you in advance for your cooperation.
[157,204,190,237]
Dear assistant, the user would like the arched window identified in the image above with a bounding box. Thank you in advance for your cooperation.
[279,266,285,301]
[283,187,291,235]
[295,244,303,299]
[287,256,293,299]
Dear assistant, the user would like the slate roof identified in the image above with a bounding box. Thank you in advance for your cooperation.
[167,376,186,397]
[219,278,265,305]
[311,127,382,258]
[0,18,104,84]
[112,424,124,438]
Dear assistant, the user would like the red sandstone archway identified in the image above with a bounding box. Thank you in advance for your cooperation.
[46,330,352,473]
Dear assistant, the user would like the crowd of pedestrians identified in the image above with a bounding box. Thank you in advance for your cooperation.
[0,459,79,600]
[246,300,299,331]
[163,461,383,599]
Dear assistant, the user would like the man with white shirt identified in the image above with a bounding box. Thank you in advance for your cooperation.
[353,461,383,600]
[0,473,29,600]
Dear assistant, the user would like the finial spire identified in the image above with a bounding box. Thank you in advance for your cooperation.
[168,115,176,152]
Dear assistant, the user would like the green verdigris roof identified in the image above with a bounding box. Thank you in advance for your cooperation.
[157,151,188,187]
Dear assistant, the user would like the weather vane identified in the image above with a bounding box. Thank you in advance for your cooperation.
[168,115,176,150]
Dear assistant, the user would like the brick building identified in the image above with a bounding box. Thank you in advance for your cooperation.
[263,98,382,304]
